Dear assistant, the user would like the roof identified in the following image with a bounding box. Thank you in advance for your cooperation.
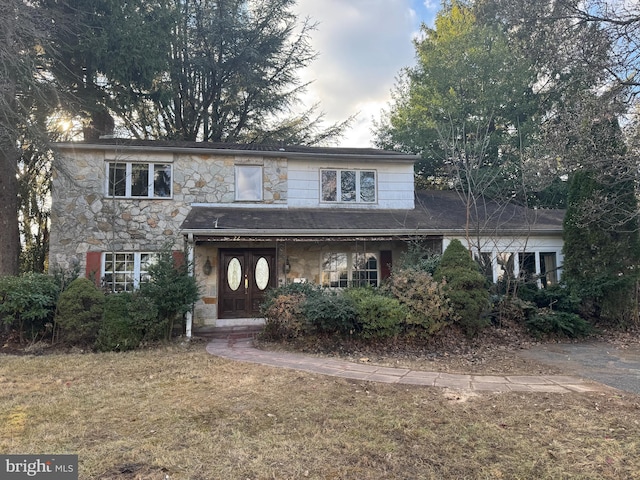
[54,139,418,162]
[181,190,565,239]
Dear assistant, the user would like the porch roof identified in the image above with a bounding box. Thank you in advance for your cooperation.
[180,190,565,240]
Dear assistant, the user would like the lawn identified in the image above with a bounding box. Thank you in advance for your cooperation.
[1,341,639,479]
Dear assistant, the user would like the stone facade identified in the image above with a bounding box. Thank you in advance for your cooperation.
[50,147,288,272]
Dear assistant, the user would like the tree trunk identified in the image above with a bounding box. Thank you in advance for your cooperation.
[0,143,20,276]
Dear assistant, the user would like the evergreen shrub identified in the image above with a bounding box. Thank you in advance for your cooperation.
[526,309,592,338]
[345,287,406,339]
[0,273,60,343]
[302,291,358,335]
[96,293,139,351]
[55,277,105,345]
[139,246,200,339]
[434,239,490,336]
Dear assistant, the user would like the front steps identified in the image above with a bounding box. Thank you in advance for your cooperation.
[193,324,263,340]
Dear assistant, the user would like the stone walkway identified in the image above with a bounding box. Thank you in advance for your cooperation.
[206,339,614,394]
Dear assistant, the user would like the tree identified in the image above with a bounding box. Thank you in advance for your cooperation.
[562,115,640,323]
[474,0,634,207]
[374,2,540,248]
[41,0,175,138]
[43,0,349,144]
[0,0,51,277]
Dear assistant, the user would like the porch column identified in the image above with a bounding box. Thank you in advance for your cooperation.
[185,234,194,338]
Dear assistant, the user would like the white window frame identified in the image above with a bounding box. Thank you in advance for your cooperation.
[106,162,173,199]
[102,252,156,292]
[321,252,379,288]
[235,165,263,201]
[481,250,560,287]
[320,169,377,204]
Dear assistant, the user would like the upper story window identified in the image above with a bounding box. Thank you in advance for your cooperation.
[235,165,263,201]
[321,169,376,203]
[107,162,172,198]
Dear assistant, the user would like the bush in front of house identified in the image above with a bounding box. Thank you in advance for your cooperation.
[139,246,200,340]
[0,273,60,343]
[96,293,140,352]
[302,290,358,335]
[344,287,406,339]
[397,241,442,274]
[434,239,490,336]
[383,268,455,336]
[54,277,105,345]
[260,283,321,340]
[526,309,592,338]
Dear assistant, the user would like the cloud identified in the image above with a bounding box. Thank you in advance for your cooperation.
[292,0,424,147]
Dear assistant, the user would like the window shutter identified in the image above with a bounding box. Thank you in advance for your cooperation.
[380,250,392,280]
[86,252,102,288]
[172,250,186,269]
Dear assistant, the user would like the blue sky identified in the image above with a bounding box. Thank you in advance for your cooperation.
[293,1,440,147]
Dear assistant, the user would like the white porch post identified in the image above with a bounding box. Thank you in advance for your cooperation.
[185,233,194,338]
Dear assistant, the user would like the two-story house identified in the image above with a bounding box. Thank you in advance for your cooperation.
[50,140,565,333]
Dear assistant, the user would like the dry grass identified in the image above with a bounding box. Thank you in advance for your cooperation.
[1,341,640,480]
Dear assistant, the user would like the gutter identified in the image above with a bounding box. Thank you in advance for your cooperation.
[181,227,564,238]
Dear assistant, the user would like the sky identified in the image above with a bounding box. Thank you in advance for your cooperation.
[293,0,440,148]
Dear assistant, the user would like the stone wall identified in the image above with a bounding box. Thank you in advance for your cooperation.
[49,147,288,272]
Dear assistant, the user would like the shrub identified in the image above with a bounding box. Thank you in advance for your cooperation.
[129,293,161,341]
[518,283,581,314]
[54,277,105,345]
[0,273,60,343]
[344,287,406,339]
[383,268,454,336]
[260,283,321,340]
[96,293,141,352]
[491,295,537,326]
[261,293,308,340]
[139,246,200,339]
[397,241,442,274]
[302,291,358,335]
[434,239,490,336]
[526,309,592,338]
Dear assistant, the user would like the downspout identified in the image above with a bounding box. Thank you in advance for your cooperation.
[185,233,195,338]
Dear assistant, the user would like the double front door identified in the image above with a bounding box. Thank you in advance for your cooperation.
[219,249,276,319]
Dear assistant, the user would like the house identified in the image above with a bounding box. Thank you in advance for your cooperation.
[50,139,565,333]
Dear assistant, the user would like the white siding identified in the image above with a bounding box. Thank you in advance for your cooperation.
[444,235,565,285]
[287,158,415,209]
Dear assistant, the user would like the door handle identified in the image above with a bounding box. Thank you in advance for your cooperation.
[244,275,249,292]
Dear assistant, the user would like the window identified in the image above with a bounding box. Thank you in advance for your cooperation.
[481,250,560,287]
[321,252,379,288]
[107,162,172,198]
[103,252,156,292]
[235,165,263,201]
[540,252,558,286]
[352,252,378,287]
[321,169,376,203]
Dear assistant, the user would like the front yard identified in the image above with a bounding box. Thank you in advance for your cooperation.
[1,340,639,479]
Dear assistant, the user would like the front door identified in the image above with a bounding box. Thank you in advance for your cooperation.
[219,249,276,319]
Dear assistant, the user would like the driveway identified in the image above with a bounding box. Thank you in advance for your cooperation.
[518,342,640,394]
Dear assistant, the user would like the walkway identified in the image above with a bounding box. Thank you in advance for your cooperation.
[206,339,614,394]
